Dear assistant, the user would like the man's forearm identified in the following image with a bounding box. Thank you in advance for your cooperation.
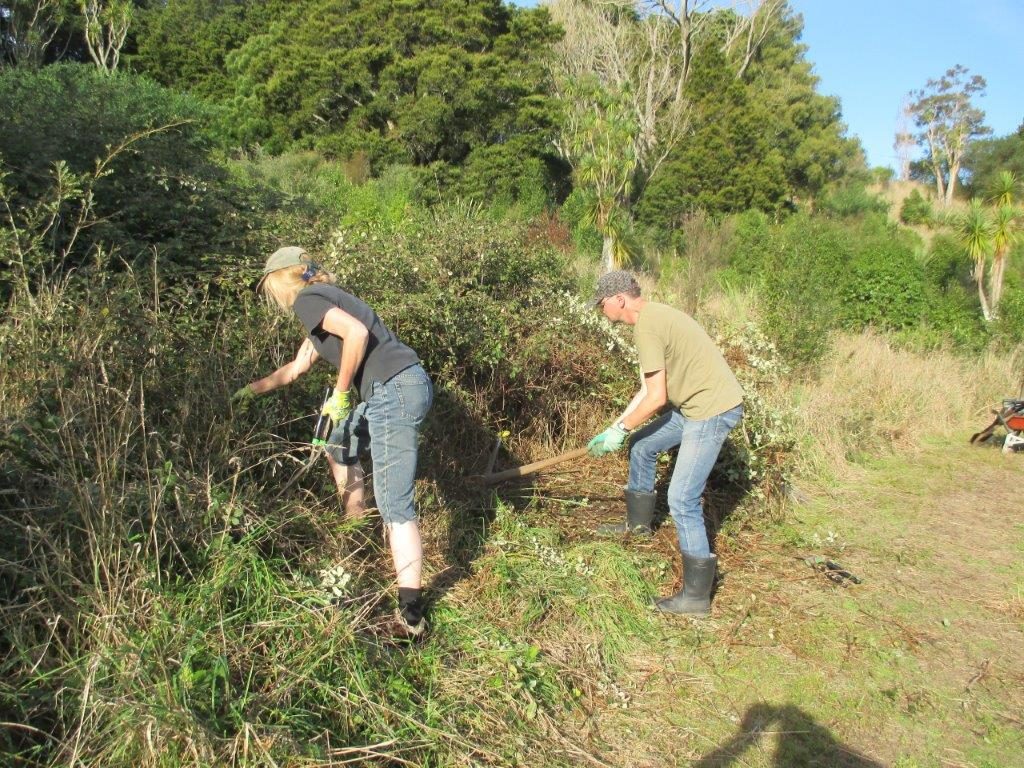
[619,389,647,423]
[619,393,665,431]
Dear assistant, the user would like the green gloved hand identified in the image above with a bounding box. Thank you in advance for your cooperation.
[587,423,629,457]
[322,388,352,422]
[231,384,257,406]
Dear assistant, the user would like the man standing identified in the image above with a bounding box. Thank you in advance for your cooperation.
[587,271,743,616]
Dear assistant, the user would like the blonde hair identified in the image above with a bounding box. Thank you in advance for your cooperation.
[260,263,335,312]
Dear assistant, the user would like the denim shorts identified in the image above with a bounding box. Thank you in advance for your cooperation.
[326,365,433,525]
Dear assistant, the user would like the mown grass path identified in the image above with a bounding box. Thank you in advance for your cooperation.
[587,443,1023,767]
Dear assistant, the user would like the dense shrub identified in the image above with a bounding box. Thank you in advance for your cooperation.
[925,233,972,290]
[734,214,853,365]
[992,284,1024,349]
[840,240,927,330]
[899,188,933,225]
[558,187,604,256]
[817,184,890,219]
[0,63,247,273]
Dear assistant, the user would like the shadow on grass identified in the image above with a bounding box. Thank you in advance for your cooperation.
[418,385,531,610]
[694,703,884,767]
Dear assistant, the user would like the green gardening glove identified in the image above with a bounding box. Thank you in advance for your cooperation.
[587,424,629,457]
[231,384,258,407]
[322,388,352,422]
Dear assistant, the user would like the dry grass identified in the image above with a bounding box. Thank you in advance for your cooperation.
[788,330,1023,479]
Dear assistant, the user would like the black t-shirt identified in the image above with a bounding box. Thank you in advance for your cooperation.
[292,284,419,401]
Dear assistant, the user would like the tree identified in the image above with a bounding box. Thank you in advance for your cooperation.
[909,65,991,207]
[635,5,860,229]
[636,43,787,226]
[988,171,1020,314]
[548,0,784,264]
[132,0,292,101]
[0,0,73,67]
[962,123,1024,199]
[80,0,131,72]
[955,198,995,320]
[562,76,639,269]
[216,0,562,184]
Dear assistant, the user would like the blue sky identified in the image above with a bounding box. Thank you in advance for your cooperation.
[792,0,1024,170]
[513,1,1024,171]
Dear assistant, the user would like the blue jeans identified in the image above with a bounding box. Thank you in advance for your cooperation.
[327,365,433,525]
[627,405,743,557]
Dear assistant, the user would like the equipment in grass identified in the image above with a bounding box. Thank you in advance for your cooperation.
[805,556,862,586]
[969,399,1024,454]
[472,446,590,485]
[273,387,334,500]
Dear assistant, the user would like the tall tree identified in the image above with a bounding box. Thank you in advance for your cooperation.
[132,0,288,101]
[218,0,560,175]
[909,65,991,207]
[548,0,783,264]
[0,0,73,67]
[562,76,639,269]
[962,123,1024,199]
[956,198,995,321]
[636,43,787,226]
[636,5,860,228]
[80,0,132,72]
[988,171,1020,314]
[745,7,862,205]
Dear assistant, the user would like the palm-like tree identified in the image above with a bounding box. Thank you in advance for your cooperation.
[957,198,995,320]
[561,77,640,271]
[987,171,1020,317]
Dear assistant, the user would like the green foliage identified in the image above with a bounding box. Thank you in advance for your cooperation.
[909,65,991,202]
[636,46,788,227]
[755,215,853,364]
[133,0,290,101]
[900,188,934,225]
[217,0,563,181]
[559,186,605,255]
[991,283,1024,348]
[962,124,1024,199]
[723,213,956,364]
[0,63,252,275]
[635,9,862,236]
[840,238,928,330]
[558,75,640,268]
[817,183,890,219]
[924,233,972,289]
[745,9,864,203]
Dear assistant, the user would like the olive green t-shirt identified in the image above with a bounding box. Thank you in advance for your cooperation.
[634,302,743,420]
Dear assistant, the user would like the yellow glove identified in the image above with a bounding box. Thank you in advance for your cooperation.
[322,389,352,422]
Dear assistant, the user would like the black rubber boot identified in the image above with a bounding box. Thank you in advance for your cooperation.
[655,552,717,616]
[597,490,656,537]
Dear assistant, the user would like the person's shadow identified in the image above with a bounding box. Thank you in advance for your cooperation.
[693,703,885,767]
[417,385,532,608]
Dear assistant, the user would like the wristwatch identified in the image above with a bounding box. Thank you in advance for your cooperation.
[615,421,631,433]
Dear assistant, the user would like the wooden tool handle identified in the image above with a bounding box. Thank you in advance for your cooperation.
[475,447,589,485]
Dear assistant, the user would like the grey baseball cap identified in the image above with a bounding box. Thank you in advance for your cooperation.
[256,246,309,289]
[262,246,308,275]
[591,270,640,306]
